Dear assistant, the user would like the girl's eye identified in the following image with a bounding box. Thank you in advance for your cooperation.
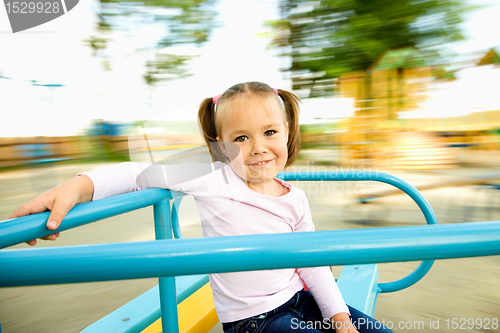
[234,136,248,142]
[264,130,276,136]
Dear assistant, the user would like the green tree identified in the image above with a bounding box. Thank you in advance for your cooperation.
[86,0,218,80]
[268,0,475,98]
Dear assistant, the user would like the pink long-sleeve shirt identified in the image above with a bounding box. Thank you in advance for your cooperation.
[81,161,348,322]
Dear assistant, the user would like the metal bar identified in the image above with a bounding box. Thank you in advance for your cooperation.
[2,221,499,288]
[154,198,179,333]
[171,198,184,239]
[379,260,433,293]
[0,188,173,249]
[280,171,438,225]
[281,171,437,292]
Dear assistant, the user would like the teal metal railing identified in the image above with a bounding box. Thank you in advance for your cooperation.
[2,172,500,333]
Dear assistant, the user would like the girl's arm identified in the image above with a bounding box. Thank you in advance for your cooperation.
[10,160,217,246]
[9,162,146,246]
[9,174,94,246]
[80,162,147,201]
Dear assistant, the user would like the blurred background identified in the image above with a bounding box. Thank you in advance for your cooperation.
[0,0,499,172]
[1,0,500,332]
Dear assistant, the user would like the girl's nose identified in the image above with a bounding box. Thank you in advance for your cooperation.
[251,138,267,155]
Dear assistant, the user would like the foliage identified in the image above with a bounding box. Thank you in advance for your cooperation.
[86,0,218,85]
[268,0,476,98]
[97,0,218,44]
[143,53,195,86]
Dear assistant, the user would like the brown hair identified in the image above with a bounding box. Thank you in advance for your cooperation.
[198,81,301,167]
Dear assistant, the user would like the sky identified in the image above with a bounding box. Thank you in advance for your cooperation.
[1,0,500,136]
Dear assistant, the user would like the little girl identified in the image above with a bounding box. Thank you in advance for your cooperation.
[11,82,393,333]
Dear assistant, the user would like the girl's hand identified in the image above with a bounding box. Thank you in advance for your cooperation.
[332,313,359,333]
[8,175,94,246]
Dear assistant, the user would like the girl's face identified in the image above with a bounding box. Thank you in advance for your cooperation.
[217,94,289,189]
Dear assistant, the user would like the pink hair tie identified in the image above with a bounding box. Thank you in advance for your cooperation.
[213,94,222,105]
[272,87,278,95]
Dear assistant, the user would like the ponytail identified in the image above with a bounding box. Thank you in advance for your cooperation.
[198,97,228,163]
[277,89,301,167]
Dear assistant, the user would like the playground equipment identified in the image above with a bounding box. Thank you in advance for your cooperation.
[341,172,500,224]
[1,171,500,333]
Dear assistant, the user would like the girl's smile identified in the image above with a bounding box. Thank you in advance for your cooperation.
[249,158,275,167]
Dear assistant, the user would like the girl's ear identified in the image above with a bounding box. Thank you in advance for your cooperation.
[216,136,229,157]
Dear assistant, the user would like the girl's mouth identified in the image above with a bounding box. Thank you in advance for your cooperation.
[250,159,273,167]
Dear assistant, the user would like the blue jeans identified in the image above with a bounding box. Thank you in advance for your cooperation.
[222,289,394,333]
